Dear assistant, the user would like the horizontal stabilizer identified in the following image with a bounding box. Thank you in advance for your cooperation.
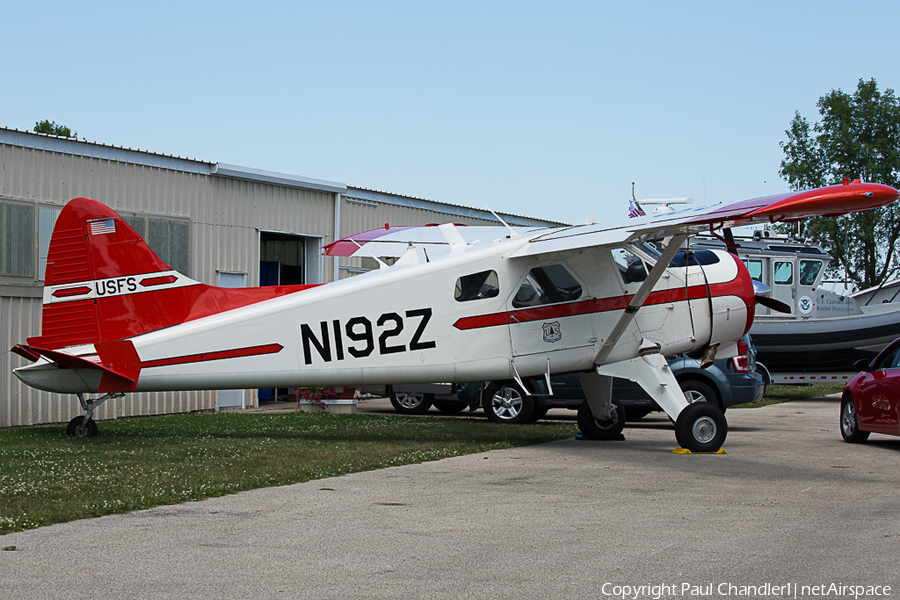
[12,340,141,393]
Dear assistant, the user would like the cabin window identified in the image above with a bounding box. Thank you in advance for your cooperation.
[773,261,793,285]
[669,249,721,267]
[799,260,822,287]
[455,270,499,302]
[744,259,763,282]
[611,247,648,283]
[512,264,582,308]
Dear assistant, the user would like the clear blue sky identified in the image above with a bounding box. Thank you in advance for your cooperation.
[3,0,898,225]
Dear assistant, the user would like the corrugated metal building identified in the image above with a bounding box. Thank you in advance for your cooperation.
[0,127,563,427]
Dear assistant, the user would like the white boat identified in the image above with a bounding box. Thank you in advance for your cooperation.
[689,231,900,375]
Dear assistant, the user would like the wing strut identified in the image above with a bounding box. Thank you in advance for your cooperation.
[594,234,687,365]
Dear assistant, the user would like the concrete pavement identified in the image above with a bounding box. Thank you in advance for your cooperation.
[2,397,898,600]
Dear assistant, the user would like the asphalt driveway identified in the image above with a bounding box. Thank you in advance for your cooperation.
[2,397,898,600]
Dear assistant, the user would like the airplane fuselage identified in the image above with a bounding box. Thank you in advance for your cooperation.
[16,235,753,395]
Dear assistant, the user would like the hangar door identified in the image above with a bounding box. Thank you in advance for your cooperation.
[258,231,315,401]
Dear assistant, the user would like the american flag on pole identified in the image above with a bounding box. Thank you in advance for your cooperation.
[628,198,646,218]
[90,219,116,235]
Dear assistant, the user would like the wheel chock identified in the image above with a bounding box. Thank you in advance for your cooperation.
[672,448,727,454]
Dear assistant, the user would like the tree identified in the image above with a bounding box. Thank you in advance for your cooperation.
[33,120,77,138]
[779,78,900,289]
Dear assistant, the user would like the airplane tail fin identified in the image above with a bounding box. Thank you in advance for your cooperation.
[29,197,317,351]
[31,197,187,349]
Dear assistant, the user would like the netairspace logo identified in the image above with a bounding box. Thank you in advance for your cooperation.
[600,582,893,600]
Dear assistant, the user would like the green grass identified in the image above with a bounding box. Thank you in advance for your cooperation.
[731,382,845,409]
[0,411,576,535]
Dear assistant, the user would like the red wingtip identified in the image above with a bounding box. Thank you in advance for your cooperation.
[747,182,899,219]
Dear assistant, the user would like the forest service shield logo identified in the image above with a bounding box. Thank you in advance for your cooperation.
[542,321,562,343]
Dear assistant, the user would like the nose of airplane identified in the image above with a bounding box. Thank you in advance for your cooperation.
[752,279,792,313]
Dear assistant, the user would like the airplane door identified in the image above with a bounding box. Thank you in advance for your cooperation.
[507,263,594,372]
[216,271,247,410]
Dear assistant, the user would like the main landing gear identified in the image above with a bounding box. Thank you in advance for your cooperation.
[575,395,728,452]
[65,392,124,437]
[578,354,729,452]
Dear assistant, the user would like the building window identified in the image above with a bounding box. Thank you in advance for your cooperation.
[0,202,34,278]
[38,206,61,280]
[123,214,191,276]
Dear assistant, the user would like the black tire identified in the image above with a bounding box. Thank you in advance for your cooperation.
[756,362,772,386]
[483,382,534,424]
[388,388,433,415]
[66,416,98,438]
[674,402,727,452]
[528,406,549,422]
[576,398,626,440]
[433,400,467,414]
[624,407,652,421]
[840,394,870,443]
[681,379,721,411]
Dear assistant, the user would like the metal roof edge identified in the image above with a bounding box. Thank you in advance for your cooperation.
[0,127,214,175]
[211,163,346,194]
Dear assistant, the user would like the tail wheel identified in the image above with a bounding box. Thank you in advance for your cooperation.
[674,402,727,452]
[576,398,626,440]
[66,416,98,438]
[840,395,870,444]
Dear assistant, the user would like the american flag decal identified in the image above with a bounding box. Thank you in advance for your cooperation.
[90,219,116,235]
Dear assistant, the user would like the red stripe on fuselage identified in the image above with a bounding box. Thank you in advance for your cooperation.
[141,343,284,369]
[454,260,756,334]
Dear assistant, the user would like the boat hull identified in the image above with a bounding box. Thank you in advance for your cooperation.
[751,305,900,372]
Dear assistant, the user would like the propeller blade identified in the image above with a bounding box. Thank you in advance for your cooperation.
[755,294,792,314]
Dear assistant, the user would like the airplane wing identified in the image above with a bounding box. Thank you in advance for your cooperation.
[322,224,547,258]
[323,182,899,259]
[513,181,898,257]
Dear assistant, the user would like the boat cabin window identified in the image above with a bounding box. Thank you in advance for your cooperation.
[744,259,763,282]
[773,261,793,285]
[512,264,582,308]
[799,260,822,287]
[455,270,499,302]
[611,247,648,284]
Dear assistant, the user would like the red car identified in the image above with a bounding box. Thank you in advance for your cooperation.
[841,337,900,443]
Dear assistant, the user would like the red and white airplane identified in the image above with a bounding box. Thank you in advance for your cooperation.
[11,182,899,451]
